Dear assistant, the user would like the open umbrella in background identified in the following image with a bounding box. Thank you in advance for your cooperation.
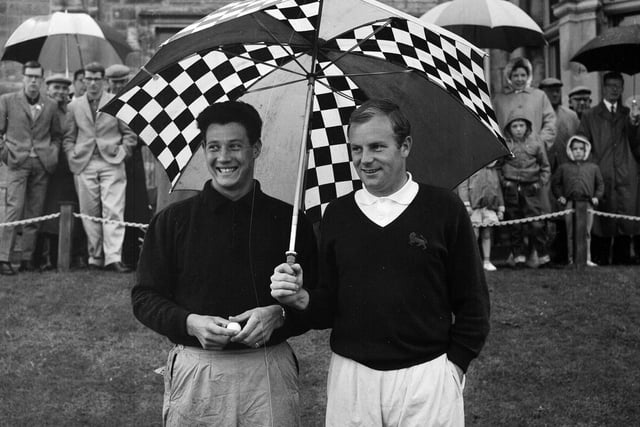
[571,25,640,115]
[1,11,132,76]
[419,0,545,51]
[571,24,640,75]
[102,0,509,258]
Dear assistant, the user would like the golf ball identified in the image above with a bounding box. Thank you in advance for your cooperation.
[226,322,241,331]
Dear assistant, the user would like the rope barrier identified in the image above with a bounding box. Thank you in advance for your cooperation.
[1,209,639,231]
[0,212,147,230]
[73,213,149,230]
[484,209,574,227]
[589,209,640,222]
[0,213,61,228]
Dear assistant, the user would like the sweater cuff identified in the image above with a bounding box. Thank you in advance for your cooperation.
[447,343,478,373]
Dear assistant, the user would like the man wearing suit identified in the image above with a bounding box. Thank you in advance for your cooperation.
[0,61,62,275]
[63,62,137,273]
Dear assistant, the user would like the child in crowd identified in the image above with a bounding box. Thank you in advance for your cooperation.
[551,135,604,266]
[499,110,551,267]
[458,161,505,271]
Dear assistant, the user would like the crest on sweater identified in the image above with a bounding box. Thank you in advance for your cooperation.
[408,232,427,250]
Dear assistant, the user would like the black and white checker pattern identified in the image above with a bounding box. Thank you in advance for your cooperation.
[304,61,365,221]
[167,0,319,46]
[107,44,297,186]
[326,17,505,145]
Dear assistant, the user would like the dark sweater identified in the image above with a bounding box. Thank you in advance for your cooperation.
[132,180,317,349]
[305,184,490,372]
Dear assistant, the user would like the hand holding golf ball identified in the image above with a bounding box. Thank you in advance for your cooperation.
[226,322,242,331]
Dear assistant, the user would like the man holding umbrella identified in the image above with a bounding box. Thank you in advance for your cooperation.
[271,99,490,426]
[578,71,640,264]
[132,101,317,425]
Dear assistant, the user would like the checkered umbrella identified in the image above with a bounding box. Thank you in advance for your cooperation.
[102,0,508,253]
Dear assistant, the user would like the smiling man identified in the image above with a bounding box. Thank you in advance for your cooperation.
[131,101,317,426]
[271,99,490,426]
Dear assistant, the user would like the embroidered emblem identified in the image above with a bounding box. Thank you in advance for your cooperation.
[409,232,427,250]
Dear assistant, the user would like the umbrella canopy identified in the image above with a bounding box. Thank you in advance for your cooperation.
[103,0,508,225]
[420,0,545,51]
[1,11,132,74]
[570,25,640,75]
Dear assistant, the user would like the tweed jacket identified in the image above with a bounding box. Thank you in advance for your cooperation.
[63,91,136,174]
[0,90,62,173]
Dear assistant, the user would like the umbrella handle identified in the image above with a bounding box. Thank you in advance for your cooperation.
[286,251,297,266]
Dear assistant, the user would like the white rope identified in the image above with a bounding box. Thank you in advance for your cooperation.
[589,209,640,222]
[73,213,148,230]
[0,213,61,228]
[484,209,574,227]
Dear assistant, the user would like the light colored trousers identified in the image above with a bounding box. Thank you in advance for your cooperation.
[0,157,49,262]
[163,343,300,427]
[564,200,594,263]
[75,156,126,266]
[326,353,465,427]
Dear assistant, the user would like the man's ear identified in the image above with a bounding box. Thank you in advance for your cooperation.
[401,136,412,158]
[253,140,262,159]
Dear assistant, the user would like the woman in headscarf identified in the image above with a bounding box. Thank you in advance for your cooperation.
[493,57,557,149]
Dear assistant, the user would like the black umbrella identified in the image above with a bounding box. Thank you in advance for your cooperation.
[571,25,640,75]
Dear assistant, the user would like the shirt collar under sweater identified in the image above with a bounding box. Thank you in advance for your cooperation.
[202,179,265,212]
[354,172,419,227]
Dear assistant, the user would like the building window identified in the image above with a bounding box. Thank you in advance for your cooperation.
[546,39,560,78]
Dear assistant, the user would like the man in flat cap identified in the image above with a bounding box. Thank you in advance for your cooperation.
[105,63,152,267]
[0,61,62,275]
[539,78,580,172]
[37,73,88,270]
[63,62,137,273]
[539,77,581,265]
[568,86,592,119]
[105,64,130,95]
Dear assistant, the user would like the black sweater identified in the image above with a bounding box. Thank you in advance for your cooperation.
[132,181,317,349]
[305,184,490,372]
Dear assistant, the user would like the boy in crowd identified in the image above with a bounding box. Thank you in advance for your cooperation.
[458,161,505,271]
[552,135,604,266]
[500,110,551,268]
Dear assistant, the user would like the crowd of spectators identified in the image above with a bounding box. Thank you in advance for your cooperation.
[462,57,640,271]
[0,61,152,275]
[1,56,640,276]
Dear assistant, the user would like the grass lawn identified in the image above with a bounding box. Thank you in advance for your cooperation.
[1,266,638,426]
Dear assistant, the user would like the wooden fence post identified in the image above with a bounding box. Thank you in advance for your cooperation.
[574,200,588,269]
[57,203,74,272]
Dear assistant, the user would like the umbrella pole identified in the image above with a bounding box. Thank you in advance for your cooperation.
[286,76,316,266]
[65,34,69,77]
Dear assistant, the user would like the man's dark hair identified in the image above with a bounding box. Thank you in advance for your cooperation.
[23,61,43,75]
[603,71,624,85]
[196,101,262,145]
[74,68,85,82]
[84,62,105,77]
[569,139,586,150]
[348,99,411,146]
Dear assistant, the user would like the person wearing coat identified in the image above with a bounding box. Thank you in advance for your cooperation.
[63,62,137,273]
[493,57,557,267]
[0,61,62,275]
[577,71,640,265]
[37,73,88,270]
[105,64,151,267]
[493,57,557,150]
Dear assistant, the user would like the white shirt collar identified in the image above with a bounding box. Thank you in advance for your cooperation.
[604,99,617,112]
[356,172,417,206]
